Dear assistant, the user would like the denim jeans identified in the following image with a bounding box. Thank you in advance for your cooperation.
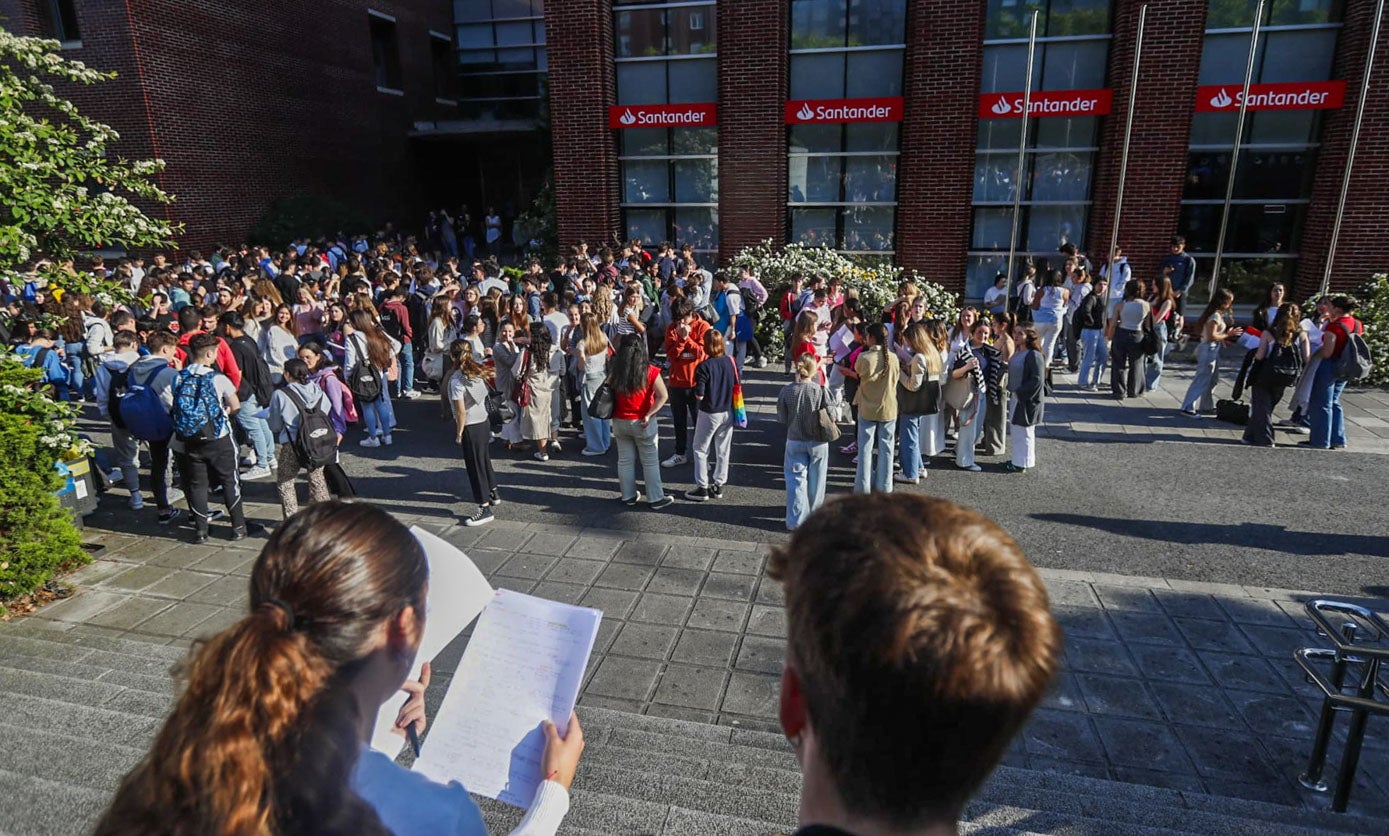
[614,418,666,502]
[397,342,416,395]
[1144,320,1169,391]
[854,418,896,493]
[580,371,611,453]
[898,414,925,479]
[1308,359,1348,448]
[235,394,275,467]
[1181,342,1223,413]
[1077,329,1109,388]
[361,394,391,438]
[784,438,828,530]
[64,341,85,399]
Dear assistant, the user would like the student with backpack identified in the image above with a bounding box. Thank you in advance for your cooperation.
[1243,304,1309,448]
[219,312,275,481]
[128,330,182,525]
[1303,295,1371,450]
[93,331,146,509]
[297,342,358,500]
[172,333,251,543]
[447,340,501,527]
[379,286,418,399]
[266,359,333,519]
[343,310,399,448]
[16,328,70,402]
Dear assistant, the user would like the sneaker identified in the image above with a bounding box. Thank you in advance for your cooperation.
[839,441,857,455]
[488,490,502,507]
[402,389,422,399]
[958,464,983,473]
[649,495,675,510]
[661,453,688,468]
[383,434,394,446]
[242,466,272,481]
[267,458,278,470]
[581,448,606,456]
[182,509,223,528]
[1180,409,1199,417]
[685,486,711,502]
[192,530,209,545]
[360,436,381,448]
[756,357,768,368]
[464,506,495,527]
[534,451,549,462]
[1296,441,1329,450]
[1003,462,1027,473]
[550,440,562,454]
[158,508,182,526]
[710,483,722,499]
[893,472,920,485]
[621,494,642,506]
[128,494,145,510]
[1283,424,1310,435]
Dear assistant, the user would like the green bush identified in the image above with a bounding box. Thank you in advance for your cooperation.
[0,355,87,613]
[248,194,373,247]
[1354,273,1388,387]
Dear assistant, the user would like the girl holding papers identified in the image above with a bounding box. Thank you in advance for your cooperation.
[95,502,584,835]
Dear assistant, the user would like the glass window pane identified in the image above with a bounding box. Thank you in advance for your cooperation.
[844,155,897,202]
[1047,0,1110,36]
[1205,257,1298,304]
[985,0,1042,39]
[1040,40,1108,90]
[616,62,666,104]
[623,128,668,156]
[1248,110,1317,144]
[1033,116,1098,147]
[790,155,843,202]
[1182,150,1316,201]
[533,20,546,45]
[493,0,533,17]
[1025,204,1087,251]
[1198,34,1255,86]
[1179,203,1304,255]
[625,209,668,246]
[789,124,842,154]
[615,9,665,58]
[980,44,1032,94]
[966,255,1010,299]
[971,207,1015,250]
[791,0,847,49]
[668,58,717,103]
[495,20,533,46]
[1189,112,1237,145]
[672,128,718,155]
[496,47,535,66]
[790,53,846,100]
[1030,151,1092,202]
[459,48,495,65]
[848,0,907,47]
[623,160,670,203]
[674,207,718,251]
[790,207,838,247]
[669,6,716,55]
[974,153,1024,203]
[843,206,894,251]
[845,122,898,152]
[673,159,718,203]
[1207,0,1262,28]
[846,50,903,97]
[1260,30,1336,83]
[977,117,1022,151]
[1268,0,1339,25]
[455,1,491,23]
[458,24,494,48]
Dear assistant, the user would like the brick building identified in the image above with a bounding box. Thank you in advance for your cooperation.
[541,0,1383,300]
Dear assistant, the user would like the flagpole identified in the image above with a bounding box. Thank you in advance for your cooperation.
[1004,10,1039,303]
[1208,0,1264,302]
[1105,3,1147,312]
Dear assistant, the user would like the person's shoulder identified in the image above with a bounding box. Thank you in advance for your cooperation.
[352,748,481,835]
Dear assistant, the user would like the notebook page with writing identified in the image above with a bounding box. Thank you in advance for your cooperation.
[413,590,602,807]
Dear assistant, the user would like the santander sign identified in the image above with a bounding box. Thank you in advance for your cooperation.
[608,103,717,129]
[1195,81,1346,113]
[979,89,1113,119]
[785,97,904,124]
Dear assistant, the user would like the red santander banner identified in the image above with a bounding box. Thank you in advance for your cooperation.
[1196,81,1345,113]
[979,89,1113,119]
[608,103,717,129]
[785,97,904,124]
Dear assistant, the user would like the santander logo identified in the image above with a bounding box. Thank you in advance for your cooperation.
[619,108,637,126]
[1210,88,1233,109]
[608,103,717,128]
[990,96,1012,115]
[796,102,815,121]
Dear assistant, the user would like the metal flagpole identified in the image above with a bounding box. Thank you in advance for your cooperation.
[1208,0,1264,301]
[1321,0,1386,297]
[1105,3,1148,312]
[1004,10,1039,303]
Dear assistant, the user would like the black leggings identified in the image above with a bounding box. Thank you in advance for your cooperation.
[460,421,497,506]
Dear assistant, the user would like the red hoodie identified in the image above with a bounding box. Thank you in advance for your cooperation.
[664,317,710,390]
[174,330,243,388]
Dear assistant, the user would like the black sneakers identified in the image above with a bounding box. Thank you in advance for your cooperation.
[685,486,711,502]
[710,483,723,499]
[465,506,495,527]
[489,489,502,507]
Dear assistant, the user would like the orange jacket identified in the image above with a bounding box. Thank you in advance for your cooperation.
[664,317,710,389]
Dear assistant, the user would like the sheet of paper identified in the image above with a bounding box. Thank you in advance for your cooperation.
[369,526,495,756]
[413,590,602,807]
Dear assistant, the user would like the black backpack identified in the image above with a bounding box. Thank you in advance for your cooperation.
[283,387,337,470]
[106,367,132,429]
[379,303,406,342]
[348,335,383,403]
[1258,341,1304,388]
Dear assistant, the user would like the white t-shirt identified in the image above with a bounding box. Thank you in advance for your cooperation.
[984,286,1006,310]
[543,312,569,344]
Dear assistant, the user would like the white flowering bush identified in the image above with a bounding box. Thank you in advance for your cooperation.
[1353,274,1387,387]
[730,240,961,358]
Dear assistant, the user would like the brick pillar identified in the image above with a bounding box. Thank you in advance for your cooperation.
[1295,3,1389,297]
[895,4,986,294]
[545,0,621,249]
[1087,0,1207,283]
[716,0,788,263]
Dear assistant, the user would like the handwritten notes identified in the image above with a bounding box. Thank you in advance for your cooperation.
[369,526,495,756]
[414,590,602,807]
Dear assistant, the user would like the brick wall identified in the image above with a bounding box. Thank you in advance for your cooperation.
[1296,2,1389,297]
[716,0,787,263]
[1086,0,1207,288]
[895,4,985,293]
[3,0,455,252]
[545,0,620,249]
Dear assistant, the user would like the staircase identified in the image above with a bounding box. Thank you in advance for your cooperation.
[1,619,1383,836]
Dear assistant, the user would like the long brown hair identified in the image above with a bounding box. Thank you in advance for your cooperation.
[1270,303,1301,346]
[349,310,393,369]
[95,503,427,835]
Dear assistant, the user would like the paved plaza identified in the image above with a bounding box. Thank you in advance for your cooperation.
[2,356,1388,833]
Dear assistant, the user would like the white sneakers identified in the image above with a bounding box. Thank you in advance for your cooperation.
[661,453,688,468]
[360,437,381,448]
[243,466,272,481]
[402,389,422,400]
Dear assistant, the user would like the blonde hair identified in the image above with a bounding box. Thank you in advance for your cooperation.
[796,353,818,380]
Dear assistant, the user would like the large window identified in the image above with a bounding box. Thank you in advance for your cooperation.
[787,0,906,253]
[455,0,547,121]
[1179,1,1342,300]
[615,1,719,255]
[966,1,1110,298]
[45,0,80,44]
[369,11,403,93]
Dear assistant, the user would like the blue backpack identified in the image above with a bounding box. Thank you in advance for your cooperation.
[171,368,226,443]
[117,367,175,442]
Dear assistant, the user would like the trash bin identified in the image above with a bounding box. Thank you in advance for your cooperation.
[55,456,98,523]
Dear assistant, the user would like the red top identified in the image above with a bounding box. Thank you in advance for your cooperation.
[1324,316,1362,358]
[791,340,826,385]
[614,365,661,421]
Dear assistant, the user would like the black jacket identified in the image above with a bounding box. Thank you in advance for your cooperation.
[1075,290,1109,332]
[229,333,274,404]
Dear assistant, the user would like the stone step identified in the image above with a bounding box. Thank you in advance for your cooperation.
[0,722,144,794]
[0,632,181,680]
[0,692,161,751]
[0,768,112,836]
[0,663,172,722]
[4,621,189,663]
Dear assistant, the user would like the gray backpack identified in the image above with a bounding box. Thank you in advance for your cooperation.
[1332,323,1372,382]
